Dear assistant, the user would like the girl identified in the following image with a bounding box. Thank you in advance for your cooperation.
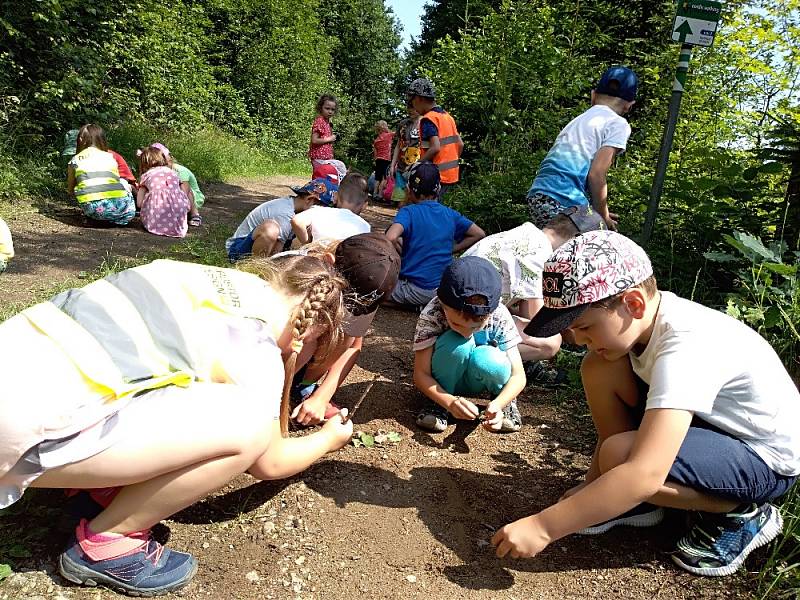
[308,94,346,182]
[0,255,353,596]
[372,120,394,201]
[67,124,136,226]
[136,146,191,238]
[389,106,421,202]
[149,142,205,226]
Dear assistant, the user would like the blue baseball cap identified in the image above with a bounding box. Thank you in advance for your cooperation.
[407,161,441,198]
[438,256,501,317]
[291,178,338,206]
[596,66,638,102]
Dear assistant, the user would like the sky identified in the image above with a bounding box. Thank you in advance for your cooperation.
[387,0,428,50]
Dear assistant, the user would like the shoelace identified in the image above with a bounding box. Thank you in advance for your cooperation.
[127,530,165,566]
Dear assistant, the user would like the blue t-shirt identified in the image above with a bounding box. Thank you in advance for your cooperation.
[420,106,447,141]
[528,105,631,208]
[394,200,473,290]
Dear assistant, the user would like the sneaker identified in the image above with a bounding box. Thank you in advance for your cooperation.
[416,401,450,432]
[523,361,567,388]
[577,503,665,535]
[498,400,522,433]
[59,519,198,596]
[672,503,783,576]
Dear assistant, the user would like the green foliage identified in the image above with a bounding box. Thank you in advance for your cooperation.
[758,485,800,599]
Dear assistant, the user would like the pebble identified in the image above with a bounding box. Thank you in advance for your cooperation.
[263,521,276,534]
[210,535,221,542]
[426,451,439,457]
[295,556,306,565]
[202,542,210,549]
[406,575,417,583]
[245,570,260,582]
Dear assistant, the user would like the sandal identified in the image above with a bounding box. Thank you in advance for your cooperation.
[188,215,203,227]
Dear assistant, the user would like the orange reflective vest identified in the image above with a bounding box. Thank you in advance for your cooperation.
[420,109,461,184]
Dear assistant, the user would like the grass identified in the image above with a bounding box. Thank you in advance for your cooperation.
[758,487,800,599]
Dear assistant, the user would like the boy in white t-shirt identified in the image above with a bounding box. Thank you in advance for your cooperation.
[492,231,800,577]
[292,171,371,246]
[526,66,637,230]
[462,206,605,385]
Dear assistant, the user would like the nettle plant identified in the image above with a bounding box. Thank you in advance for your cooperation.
[705,231,800,375]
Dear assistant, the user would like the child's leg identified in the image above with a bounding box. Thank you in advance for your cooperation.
[250,220,282,256]
[430,330,476,395]
[33,384,272,534]
[462,344,512,396]
[515,316,562,361]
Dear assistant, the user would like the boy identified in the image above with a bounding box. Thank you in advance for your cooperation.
[526,66,638,230]
[492,230,800,576]
[406,78,463,197]
[385,161,485,308]
[463,206,605,384]
[388,105,421,202]
[413,256,526,433]
[291,233,401,425]
[291,171,371,246]
[226,178,337,261]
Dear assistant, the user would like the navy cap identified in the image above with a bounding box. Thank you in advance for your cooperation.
[437,256,501,317]
[596,66,638,102]
[407,161,441,198]
[290,178,338,206]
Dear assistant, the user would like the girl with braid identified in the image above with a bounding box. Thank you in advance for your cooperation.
[0,256,352,597]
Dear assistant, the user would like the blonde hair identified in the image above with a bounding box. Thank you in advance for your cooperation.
[138,147,168,174]
[236,254,346,436]
[375,120,389,132]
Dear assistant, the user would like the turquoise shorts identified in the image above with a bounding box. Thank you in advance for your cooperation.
[81,194,136,225]
[431,329,511,397]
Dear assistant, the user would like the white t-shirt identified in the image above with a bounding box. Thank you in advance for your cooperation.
[292,206,370,245]
[462,222,552,305]
[528,104,631,208]
[632,292,800,476]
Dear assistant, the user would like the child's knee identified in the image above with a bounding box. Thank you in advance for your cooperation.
[465,345,511,395]
[253,221,279,243]
[598,431,635,472]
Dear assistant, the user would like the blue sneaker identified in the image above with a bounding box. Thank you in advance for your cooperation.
[59,521,198,596]
[672,503,783,576]
[577,503,665,535]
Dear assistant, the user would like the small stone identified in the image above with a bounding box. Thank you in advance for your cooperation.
[426,451,439,457]
[202,542,210,549]
[263,521,276,534]
[351,555,361,561]
[245,570,260,582]
[228,544,234,549]
[210,535,221,542]
[476,539,489,548]
[295,556,306,565]
[382,453,388,459]
[406,575,417,583]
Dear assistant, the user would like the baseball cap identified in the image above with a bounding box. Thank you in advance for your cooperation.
[562,205,606,233]
[407,161,441,198]
[335,233,401,317]
[438,256,501,317]
[596,66,639,102]
[62,129,79,156]
[291,178,338,206]
[524,231,653,338]
[407,77,436,99]
[311,162,341,185]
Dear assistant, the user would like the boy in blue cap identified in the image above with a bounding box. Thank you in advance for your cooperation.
[413,256,526,433]
[226,178,337,261]
[526,66,638,230]
[385,161,485,308]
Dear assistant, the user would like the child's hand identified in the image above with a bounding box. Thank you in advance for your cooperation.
[291,395,328,426]
[481,399,505,431]
[321,408,353,451]
[448,396,480,420]
[491,514,551,559]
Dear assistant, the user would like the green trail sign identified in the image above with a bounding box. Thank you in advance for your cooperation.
[672,0,722,47]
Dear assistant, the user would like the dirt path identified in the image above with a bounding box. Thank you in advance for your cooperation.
[0,178,752,599]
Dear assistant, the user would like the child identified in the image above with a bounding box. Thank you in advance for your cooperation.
[0,216,13,272]
[492,230,800,576]
[0,256,353,596]
[66,124,136,226]
[63,128,137,194]
[291,171,371,246]
[406,78,463,197]
[136,146,191,238]
[463,206,606,384]
[290,233,401,425]
[309,94,346,182]
[149,143,205,226]
[413,256,526,433]
[526,66,638,230]
[389,106,421,202]
[385,161,485,308]
[226,178,337,261]
[372,120,394,199]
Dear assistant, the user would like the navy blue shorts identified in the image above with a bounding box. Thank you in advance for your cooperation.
[227,231,255,262]
[633,380,797,505]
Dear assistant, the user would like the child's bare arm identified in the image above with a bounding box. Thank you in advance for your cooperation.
[136,186,146,209]
[420,135,440,162]
[483,347,525,430]
[453,223,486,254]
[492,408,693,558]
[413,346,479,419]
[587,147,618,229]
[291,215,311,244]
[248,414,353,480]
[385,223,404,254]
[311,131,335,145]
[66,166,76,196]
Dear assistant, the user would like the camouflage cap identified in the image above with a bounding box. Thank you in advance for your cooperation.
[407,78,435,99]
